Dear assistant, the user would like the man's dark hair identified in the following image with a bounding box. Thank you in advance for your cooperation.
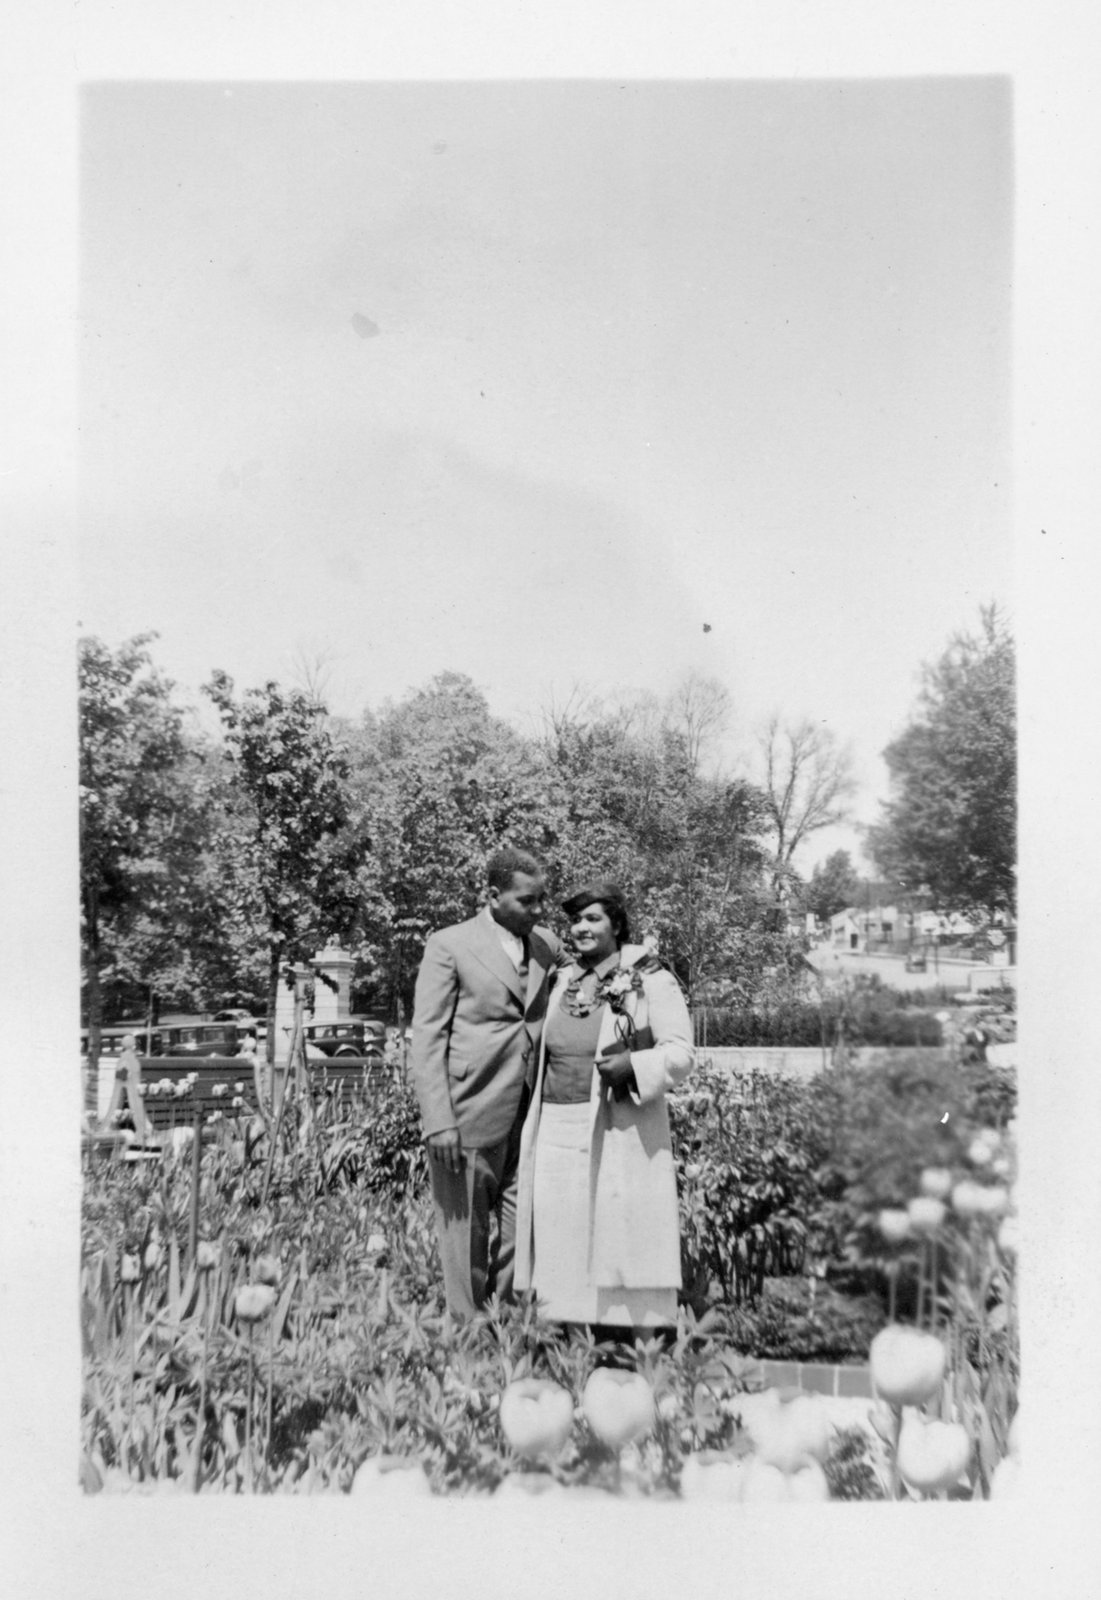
[486,845,543,892]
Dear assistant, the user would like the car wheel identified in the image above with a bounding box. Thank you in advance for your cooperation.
[334,1046,360,1058]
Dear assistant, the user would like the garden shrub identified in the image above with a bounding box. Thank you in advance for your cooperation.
[725,1277,884,1363]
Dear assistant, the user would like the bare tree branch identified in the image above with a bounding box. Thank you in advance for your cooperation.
[758,715,858,884]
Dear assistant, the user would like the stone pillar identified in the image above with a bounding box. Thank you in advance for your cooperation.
[311,945,355,1023]
[273,964,305,1062]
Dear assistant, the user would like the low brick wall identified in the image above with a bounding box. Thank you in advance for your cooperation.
[752,1358,872,1397]
[698,1045,948,1080]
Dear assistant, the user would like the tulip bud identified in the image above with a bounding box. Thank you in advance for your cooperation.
[143,1241,162,1271]
[895,1416,971,1494]
[499,1378,575,1463]
[919,1167,952,1199]
[906,1197,946,1235]
[195,1241,218,1272]
[120,1253,141,1284]
[878,1208,912,1244]
[582,1369,656,1451]
[951,1180,986,1216]
[254,1254,281,1286]
[974,1185,1009,1217]
[234,1284,276,1324]
[870,1325,947,1407]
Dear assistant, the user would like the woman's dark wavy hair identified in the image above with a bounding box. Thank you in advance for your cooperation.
[561,881,631,945]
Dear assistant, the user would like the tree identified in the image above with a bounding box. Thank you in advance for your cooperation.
[203,672,359,1063]
[344,673,550,1017]
[539,694,796,1009]
[662,672,732,772]
[805,849,861,923]
[79,634,206,1058]
[866,605,1016,920]
[758,716,857,891]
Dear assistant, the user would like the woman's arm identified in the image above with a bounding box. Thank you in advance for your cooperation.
[625,967,694,1104]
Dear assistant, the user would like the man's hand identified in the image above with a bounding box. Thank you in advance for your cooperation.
[426,1128,465,1174]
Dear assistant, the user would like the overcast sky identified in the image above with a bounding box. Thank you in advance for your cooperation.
[78,78,1012,867]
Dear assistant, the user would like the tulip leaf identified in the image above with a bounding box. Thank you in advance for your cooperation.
[168,1234,181,1314]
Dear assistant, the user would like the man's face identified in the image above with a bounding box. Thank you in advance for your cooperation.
[488,871,547,937]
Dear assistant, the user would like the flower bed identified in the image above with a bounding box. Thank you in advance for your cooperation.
[80,1059,1017,1498]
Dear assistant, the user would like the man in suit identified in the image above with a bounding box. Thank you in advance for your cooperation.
[410,846,566,1318]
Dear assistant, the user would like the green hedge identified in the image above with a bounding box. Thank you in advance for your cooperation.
[698,997,944,1047]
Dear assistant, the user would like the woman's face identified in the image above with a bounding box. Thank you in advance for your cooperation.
[570,902,619,964]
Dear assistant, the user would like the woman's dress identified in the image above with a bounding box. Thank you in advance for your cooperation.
[530,966,677,1328]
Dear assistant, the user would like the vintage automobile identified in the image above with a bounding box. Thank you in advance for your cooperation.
[301,1019,386,1060]
[161,1022,254,1057]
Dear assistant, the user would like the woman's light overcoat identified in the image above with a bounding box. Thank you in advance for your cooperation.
[514,944,694,1293]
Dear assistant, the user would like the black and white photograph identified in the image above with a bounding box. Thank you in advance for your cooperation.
[2,8,1098,1598]
[74,72,1019,1489]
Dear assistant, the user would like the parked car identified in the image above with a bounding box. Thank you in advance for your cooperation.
[301,1019,386,1060]
[162,1023,251,1057]
[81,1024,163,1058]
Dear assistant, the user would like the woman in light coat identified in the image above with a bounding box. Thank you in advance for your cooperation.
[514,881,693,1331]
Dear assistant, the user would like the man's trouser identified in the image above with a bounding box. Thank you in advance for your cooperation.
[427,1100,526,1319]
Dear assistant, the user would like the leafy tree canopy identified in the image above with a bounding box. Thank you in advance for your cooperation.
[866,605,1016,920]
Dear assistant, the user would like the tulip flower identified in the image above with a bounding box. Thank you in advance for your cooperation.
[895,1416,971,1495]
[869,1325,947,1407]
[786,1460,831,1502]
[951,1180,986,1216]
[968,1129,1000,1166]
[739,1460,791,1502]
[120,1253,141,1284]
[974,1185,1009,1217]
[195,1241,218,1272]
[878,1208,912,1244]
[754,1394,832,1474]
[678,1452,746,1503]
[143,1241,162,1271]
[990,1455,1021,1499]
[919,1167,952,1199]
[582,1369,656,1451]
[366,1233,388,1256]
[234,1284,276,1324]
[499,1378,575,1463]
[254,1254,281,1287]
[906,1197,946,1235]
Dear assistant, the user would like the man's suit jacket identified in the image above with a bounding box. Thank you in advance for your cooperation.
[410,912,564,1149]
